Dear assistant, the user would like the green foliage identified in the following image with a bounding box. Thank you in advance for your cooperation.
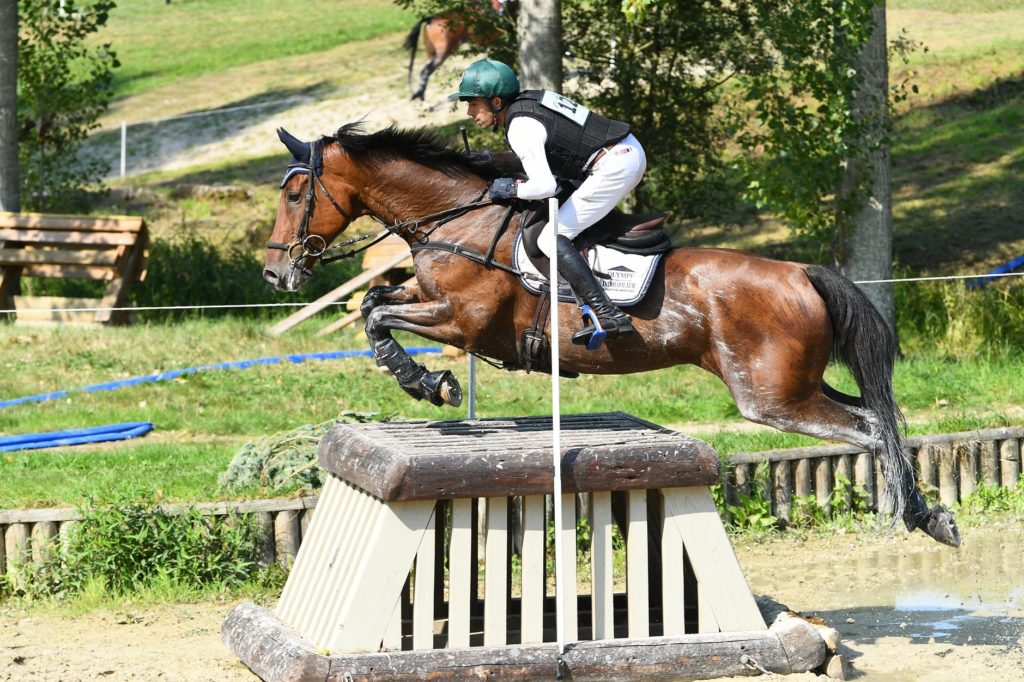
[17,0,119,211]
[896,279,1024,357]
[220,411,397,493]
[3,490,265,600]
[958,480,1024,518]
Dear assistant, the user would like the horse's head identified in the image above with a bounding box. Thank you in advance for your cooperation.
[263,128,360,291]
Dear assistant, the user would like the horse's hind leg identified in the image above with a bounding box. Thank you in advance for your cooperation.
[412,58,440,101]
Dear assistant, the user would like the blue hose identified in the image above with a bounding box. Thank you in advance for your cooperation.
[0,346,443,409]
[0,422,155,452]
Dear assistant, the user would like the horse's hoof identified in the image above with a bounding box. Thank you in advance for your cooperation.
[420,370,462,408]
[921,506,961,547]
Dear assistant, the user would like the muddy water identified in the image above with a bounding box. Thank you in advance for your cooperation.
[733,521,1024,681]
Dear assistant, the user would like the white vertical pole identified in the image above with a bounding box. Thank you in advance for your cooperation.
[548,197,566,663]
[120,120,127,178]
[467,354,477,419]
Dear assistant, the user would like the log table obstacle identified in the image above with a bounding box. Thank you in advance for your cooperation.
[223,413,828,680]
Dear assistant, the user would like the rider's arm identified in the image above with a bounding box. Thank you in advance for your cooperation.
[506,117,558,200]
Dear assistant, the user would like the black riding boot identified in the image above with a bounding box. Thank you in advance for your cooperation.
[554,235,634,347]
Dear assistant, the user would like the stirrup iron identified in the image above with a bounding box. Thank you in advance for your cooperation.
[577,304,607,350]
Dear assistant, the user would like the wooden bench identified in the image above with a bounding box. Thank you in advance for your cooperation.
[0,211,149,324]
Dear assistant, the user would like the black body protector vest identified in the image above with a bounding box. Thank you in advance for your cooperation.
[504,90,630,181]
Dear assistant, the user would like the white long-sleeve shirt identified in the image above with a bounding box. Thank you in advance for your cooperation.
[505,116,559,200]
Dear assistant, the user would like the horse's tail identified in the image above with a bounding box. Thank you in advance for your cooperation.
[404,18,427,89]
[804,264,913,525]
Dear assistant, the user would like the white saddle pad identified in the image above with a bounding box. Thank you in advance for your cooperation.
[513,232,663,307]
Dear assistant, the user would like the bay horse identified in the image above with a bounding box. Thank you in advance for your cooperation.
[404,0,511,101]
[262,123,960,548]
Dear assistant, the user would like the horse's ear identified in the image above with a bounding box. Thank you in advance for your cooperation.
[277,128,310,164]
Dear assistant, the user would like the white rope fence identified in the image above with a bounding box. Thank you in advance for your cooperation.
[2,269,1023,316]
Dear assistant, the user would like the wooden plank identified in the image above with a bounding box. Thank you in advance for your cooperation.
[22,263,115,280]
[447,498,472,648]
[0,229,137,245]
[660,492,686,637]
[484,497,508,646]
[0,211,144,232]
[662,487,766,633]
[520,495,545,645]
[626,489,649,638]
[413,509,436,650]
[266,250,411,336]
[590,491,614,641]
[0,248,119,267]
[557,492,578,645]
[362,234,413,271]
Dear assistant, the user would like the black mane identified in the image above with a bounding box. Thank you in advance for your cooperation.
[329,122,523,180]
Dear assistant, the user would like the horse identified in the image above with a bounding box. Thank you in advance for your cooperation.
[262,122,960,549]
[404,0,511,101]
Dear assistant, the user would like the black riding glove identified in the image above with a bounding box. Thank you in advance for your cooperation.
[489,177,518,203]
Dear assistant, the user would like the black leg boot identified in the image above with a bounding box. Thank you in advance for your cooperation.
[554,235,634,348]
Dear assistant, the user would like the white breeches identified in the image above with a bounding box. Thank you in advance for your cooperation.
[536,133,647,258]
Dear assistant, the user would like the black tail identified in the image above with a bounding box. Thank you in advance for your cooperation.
[804,265,914,525]
[404,18,427,92]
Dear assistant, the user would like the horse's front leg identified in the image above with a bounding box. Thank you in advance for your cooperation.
[360,282,419,320]
[365,298,465,408]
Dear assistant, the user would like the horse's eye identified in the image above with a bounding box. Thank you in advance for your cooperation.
[287,192,301,203]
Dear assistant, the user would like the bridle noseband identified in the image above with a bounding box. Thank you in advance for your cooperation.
[266,139,357,276]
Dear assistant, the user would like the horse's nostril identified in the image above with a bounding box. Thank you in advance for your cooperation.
[263,269,279,285]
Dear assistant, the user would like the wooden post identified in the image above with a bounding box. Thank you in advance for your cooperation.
[956,441,979,501]
[1000,439,1021,488]
[794,459,812,499]
[834,454,853,511]
[854,452,874,508]
[814,458,831,512]
[919,444,940,491]
[771,460,792,524]
[979,440,999,486]
[274,509,301,568]
[937,443,958,506]
[30,521,58,565]
[734,463,751,498]
[4,523,29,587]
[256,512,276,567]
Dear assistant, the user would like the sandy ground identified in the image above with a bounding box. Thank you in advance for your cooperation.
[3,523,1022,682]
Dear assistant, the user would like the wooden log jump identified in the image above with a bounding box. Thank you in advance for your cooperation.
[222,412,828,681]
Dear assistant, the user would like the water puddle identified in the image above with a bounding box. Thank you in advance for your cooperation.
[737,522,1024,647]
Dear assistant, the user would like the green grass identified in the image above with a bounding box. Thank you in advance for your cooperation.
[97,0,416,97]
[2,316,1023,508]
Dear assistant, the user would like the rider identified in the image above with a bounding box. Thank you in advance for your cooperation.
[449,58,646,347]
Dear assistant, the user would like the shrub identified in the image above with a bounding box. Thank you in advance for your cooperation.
[3,491,265,600]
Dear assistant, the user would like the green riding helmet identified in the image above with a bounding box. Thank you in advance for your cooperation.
[448,59,521,102]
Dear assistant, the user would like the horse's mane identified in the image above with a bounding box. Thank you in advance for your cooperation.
[329,122,523,180]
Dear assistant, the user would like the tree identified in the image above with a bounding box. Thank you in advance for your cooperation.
[836,1,895,331]
[517,0,561,91]
[17,0,119,211]
[0,0,18,212]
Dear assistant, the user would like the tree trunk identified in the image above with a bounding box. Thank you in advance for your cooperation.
[0,0,19,212]
[837,2,893,334]
[517,0,562,91]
